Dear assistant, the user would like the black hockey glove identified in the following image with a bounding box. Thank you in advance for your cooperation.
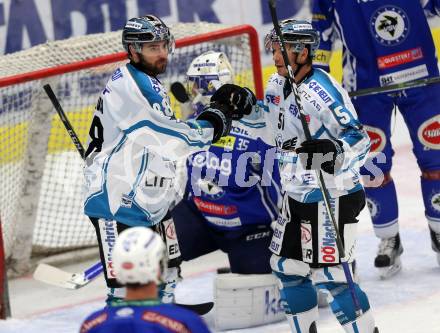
[210,84,256,119]
[196,101,233,143]
[296,139,344,174]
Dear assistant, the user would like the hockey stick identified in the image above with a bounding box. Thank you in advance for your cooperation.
[41,84,214,315]
[349,75,440,97]
[43,84,86,159]
[268,0,362,316]
[33,262,214,315]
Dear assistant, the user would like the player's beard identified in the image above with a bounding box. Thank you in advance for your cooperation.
[139,56,168,77]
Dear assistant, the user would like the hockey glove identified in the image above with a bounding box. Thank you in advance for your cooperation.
[211,84,256,119]
[196,101,233,143]
[296,139,344,174]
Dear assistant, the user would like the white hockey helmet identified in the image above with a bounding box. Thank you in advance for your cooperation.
[113,227,167,285]
[186,51,234,104]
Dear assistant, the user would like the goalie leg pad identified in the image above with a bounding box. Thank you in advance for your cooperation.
[214,273,284,330]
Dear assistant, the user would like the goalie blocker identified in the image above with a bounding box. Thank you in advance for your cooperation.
[214,273,284,330]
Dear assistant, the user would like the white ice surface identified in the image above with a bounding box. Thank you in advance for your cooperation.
[1,112,440,332]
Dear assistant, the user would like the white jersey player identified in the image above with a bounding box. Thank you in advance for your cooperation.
[264,20,378,333]
[83,15,250,304]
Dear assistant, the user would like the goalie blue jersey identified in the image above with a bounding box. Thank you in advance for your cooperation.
[184,107,281,231]
[312,0,440,92]
[79,299,211,333]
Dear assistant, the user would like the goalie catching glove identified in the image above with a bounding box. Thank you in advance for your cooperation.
[210,83,257,117]
[296,139,344,174]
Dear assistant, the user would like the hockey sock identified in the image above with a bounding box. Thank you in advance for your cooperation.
[318,282,371,327]
[365,180,399,238]
[421,177,440,232]
[273,272,318,333]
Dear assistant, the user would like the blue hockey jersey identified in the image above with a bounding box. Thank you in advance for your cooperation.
[79,299,211,333]
[184,106,281,230]
[312,0,440,92]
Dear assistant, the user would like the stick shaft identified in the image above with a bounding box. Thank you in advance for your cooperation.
[43,84,86,159]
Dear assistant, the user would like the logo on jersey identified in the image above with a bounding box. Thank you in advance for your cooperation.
[142,311,191,333]
[301,223,312,242]
[301,220,313,262]
[282,137,298,151]
[379,65,429,86]
[370,6,409,46]
[318,200,338,264]
[193,197,237,215]
[100,219,117,278]
[111,68,123,81]
[366,197,380,219]
[431,193,440,212]
[377,48,423,69]
[288,104,300,118]
[80,313,108,333]
[196,179,225,199]
[212,135,236,150]
[266,94,281,105]
[364,125,386,153]
[191,152,232,176]
[116,307,134,317]
[165,222,176,240]
[121,194,133,208]
[418,116,440,150]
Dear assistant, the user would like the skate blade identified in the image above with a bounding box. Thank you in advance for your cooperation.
[378,257,402,280]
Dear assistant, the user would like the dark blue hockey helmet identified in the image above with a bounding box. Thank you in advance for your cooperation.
[122,15,175,54]
[265,19,320,56]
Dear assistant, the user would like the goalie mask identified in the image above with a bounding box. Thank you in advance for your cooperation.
[122,15,175,54]
[113,227,167,285]
[186,51,234,113]
[264,19,320,57]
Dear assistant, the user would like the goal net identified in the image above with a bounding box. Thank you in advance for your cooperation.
[0,22,263,276]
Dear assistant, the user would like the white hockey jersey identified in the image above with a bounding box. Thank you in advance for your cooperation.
[83,63,214,226]
[264,69,370,203]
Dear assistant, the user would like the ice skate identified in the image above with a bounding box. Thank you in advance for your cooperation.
[429,227,440,266]
[374,233,403,279]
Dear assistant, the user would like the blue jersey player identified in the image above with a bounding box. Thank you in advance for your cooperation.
[171,51,281,275]
[169,52,285,329]
[312,0,440,278]
[79,227,211,333]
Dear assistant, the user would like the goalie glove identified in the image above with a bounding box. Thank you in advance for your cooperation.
[211,83,256,118]
[196,101,233,143]
[296,139,344,174]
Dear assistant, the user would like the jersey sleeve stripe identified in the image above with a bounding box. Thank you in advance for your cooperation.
[125,119,211,147]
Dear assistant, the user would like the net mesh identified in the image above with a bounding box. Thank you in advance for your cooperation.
[0,22,260,272]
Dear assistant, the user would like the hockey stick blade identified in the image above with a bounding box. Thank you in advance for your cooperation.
[33,261,103,289]
[33,263,214,314]
[177,302,214,316]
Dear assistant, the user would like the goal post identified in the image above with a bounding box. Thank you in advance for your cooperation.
[0,217,11,319]
[0,22,263,279]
